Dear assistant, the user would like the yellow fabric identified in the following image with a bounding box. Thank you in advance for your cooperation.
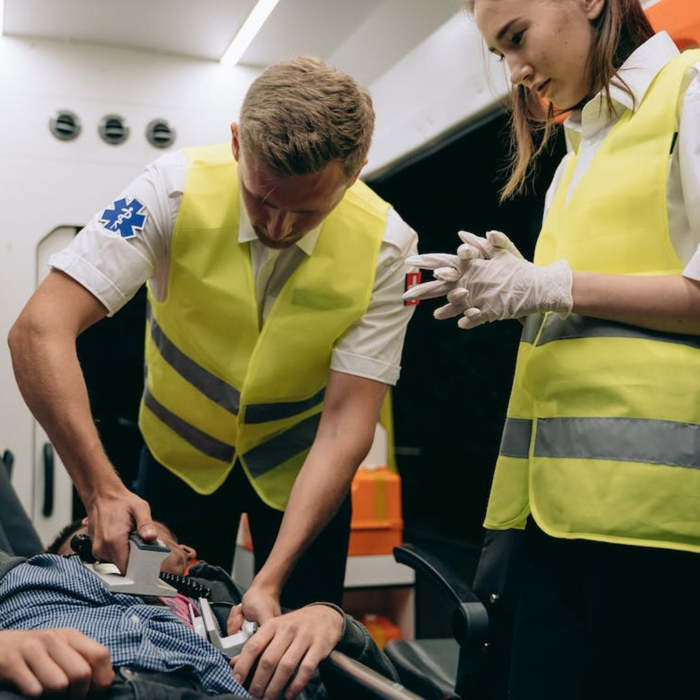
[379,390,397,473]
[485,51,700,553]
[139,143,389,509]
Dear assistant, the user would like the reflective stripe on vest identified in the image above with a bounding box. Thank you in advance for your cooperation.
[148,312,329,422]
[484,50,700,553]
[500,416,700,470]
[149,314,241,416]
[138,144,389,504]
[143,388,235,462]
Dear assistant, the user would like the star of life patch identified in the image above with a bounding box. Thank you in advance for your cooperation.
[99,197,148,239]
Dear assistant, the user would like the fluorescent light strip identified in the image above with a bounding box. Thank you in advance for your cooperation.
[0,0,5,37]
[220,0,282,66]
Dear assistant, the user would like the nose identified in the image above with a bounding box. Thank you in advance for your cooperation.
[507,55,534,88]
[267,209,293,240]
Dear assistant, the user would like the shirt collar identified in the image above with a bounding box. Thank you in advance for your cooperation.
[564,32,679,139]
[237,200,322,256]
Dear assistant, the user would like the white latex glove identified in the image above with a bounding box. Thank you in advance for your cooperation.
[403,231,501,304]
[458,230,524,262]
[450,248,573,329]
[434,231,525,319]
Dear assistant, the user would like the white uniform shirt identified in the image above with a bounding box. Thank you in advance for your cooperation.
[50,150,418,386]
[545,32,700,279]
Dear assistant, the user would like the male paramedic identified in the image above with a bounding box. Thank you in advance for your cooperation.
[8,57,418,631]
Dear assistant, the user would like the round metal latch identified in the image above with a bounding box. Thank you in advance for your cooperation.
[49,110,81,141]
[145,118,176,149]
[98,114,129,145]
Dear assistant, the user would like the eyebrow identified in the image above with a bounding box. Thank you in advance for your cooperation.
[497,18,520,41]
[488,17,521,52]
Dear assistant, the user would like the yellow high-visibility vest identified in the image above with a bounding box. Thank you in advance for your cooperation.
[485,50,700,553]
[138,144,389,509]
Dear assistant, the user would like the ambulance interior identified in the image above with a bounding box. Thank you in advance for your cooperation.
[0,0,697,698]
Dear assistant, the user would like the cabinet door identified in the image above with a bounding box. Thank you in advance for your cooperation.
[32,226,80,545]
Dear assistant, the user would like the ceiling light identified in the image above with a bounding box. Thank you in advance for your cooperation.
[220,0,282,66]
[0,0,5,37]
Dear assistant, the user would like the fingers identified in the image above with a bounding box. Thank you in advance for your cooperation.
[24,651,72,698]
[132,498,157,542]
[248,630,299,699]
[485,230,524,259]
[283,644,328,699]
[433,266,461,282]
[433,287,469,320]
[43,641,93,699]
[485,230,508,246]
[2,658,44,698]
[227,604,244,635]
[434,303,465,320]
[62,629,114,692]
[405,253,460,271]
[458,308,486,330]
[0,630,113,699]
[457,231,491,258]
[90,492,156,573]
[232,624,275,688]
[402,279,452,302]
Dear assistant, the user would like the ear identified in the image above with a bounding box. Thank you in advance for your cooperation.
[230,122,240,161]
[181,544,197,560]
[582,0,605,21]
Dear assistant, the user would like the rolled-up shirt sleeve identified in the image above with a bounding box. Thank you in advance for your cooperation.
[330,208,419,386]
[49,152,184,315]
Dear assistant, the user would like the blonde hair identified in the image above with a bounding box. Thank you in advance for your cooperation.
[239,56,375,180]
[467,0,655,200]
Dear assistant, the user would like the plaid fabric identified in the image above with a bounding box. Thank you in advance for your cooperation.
[0,554,248,697]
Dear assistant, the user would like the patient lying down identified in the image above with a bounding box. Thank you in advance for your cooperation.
[0,521,396,699]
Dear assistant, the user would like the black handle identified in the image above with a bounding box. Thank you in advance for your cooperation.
[42,442,54,517]
[1,450,14,478]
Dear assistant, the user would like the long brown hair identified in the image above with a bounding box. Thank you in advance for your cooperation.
[468,0,656,200]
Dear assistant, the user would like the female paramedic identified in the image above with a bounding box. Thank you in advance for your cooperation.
[404,1,700,698]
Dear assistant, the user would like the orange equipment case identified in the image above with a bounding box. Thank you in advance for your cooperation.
[348,466,403,556]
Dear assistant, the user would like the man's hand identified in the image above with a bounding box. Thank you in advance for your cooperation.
[231,605,344,700]
[87,487,157,574]
[0,629,114,698]
[227,583,281,635]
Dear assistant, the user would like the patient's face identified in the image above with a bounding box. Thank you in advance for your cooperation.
[59,520,197,575]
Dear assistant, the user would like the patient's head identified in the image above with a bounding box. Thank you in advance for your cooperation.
[46,519,197,575]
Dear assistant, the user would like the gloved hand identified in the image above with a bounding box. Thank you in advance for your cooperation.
[457,229,524,263]
[403,230,509,304]
[433,231,525,319]
[449,245,573,329]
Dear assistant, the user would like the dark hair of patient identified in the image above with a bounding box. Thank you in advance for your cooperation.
[45,519,84,554]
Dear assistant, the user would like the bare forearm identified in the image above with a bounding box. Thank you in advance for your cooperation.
[8,320,121,503]
[572,272,700,335]
[253,428,373,591]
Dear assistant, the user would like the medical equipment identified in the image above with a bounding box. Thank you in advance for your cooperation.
[72,531,178,597]
[198,597,257,657]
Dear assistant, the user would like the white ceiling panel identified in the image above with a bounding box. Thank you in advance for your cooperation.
[238,0,379,66]
[2,0,461,84]
[328,0,461,85]
[3,0,257,60]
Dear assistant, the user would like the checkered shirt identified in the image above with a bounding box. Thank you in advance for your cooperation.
[0,554,249,696]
